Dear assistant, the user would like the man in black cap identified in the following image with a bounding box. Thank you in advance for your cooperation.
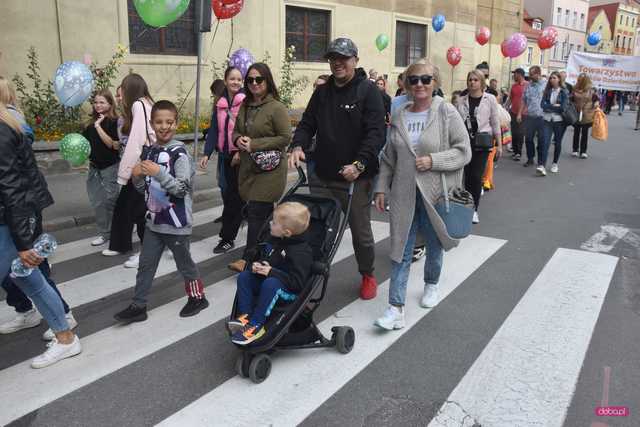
[289,37,385,300]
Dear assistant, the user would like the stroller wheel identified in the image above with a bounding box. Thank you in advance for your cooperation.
[249,354,272,384]
[235,353,251,378]
[334,326,355,354]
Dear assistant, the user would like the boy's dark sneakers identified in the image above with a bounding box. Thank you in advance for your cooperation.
[179,297,210,317]
[231,323,265,345]
[213,216,223,223]
[114,304,148,323]
[227,314,249,333]
[213,240,234,254]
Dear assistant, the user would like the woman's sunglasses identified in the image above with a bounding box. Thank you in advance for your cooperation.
[408,74,433,86]
[246,76,265,85]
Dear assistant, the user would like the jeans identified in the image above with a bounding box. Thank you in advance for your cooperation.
[236,270,294,326]
[464,150,490,211]
[541,120,566,166]
[87,163,120,239]
[218,153,244,243]
[0,225,69,332]
[1,259,70,314]
[510,112,526,156]
[133,229,200,306]
[572,124,591,154]
[525,116,544,162]
[617,93,625,113]
[388,194,443,306]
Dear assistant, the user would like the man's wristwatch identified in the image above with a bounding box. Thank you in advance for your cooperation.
[352,160,365,173]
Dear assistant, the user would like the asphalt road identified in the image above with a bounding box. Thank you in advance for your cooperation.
[0,112,638,427]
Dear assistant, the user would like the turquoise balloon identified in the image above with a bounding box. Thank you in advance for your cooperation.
[375,34,389,51]
[60,133,91,167]
[133,0,191,28]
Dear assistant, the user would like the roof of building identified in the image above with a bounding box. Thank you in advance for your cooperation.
[521,9,543,40]
[588,3,619,36]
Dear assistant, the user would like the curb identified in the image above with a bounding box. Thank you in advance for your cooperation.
[42,171,301,232]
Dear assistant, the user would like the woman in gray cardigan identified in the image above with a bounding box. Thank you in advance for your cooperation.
[373,61,471,330]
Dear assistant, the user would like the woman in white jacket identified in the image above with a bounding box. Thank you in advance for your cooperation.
[102,74,155,268]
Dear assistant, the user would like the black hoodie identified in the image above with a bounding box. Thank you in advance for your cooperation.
[260,234,313,294]
[292,68,386,181]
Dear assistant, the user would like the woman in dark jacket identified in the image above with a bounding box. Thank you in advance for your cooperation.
[540,71,569,175]
[228,63,292,272]
[0,104,82,368]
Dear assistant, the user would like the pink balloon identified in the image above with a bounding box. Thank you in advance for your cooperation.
[446,47,462,67]
[475,27,491,46]
[505,33,527,58]
[537,26,558,50]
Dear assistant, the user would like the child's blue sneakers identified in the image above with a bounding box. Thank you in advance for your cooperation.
[231,323,265,345]
[227,314,249,333]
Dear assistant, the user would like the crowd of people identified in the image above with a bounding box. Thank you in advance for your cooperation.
[0,36,624,367]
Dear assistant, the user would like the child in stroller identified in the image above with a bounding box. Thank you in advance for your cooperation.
[229,202,313,345]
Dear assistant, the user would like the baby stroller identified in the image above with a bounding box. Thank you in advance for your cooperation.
[229,166,356,383]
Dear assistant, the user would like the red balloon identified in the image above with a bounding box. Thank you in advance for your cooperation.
[500,41,509,57]
[212,0,243,19]
[446,47,462,67]
[475,27,491,46]
[537,26,558,50]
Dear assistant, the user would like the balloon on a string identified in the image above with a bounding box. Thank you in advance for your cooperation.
[537,26,558,50]
[375,34,389,51]
[500,40,510,57]
[60,133,91,167]
[587,31,602,46]
[133,0,191,28]
[229,48,255,77]
[432,14,446,32]
[475,27,491,46]
[446,47,462,67]
[212,0,243,19]
[54,61,94,107]
[504,32,527,58]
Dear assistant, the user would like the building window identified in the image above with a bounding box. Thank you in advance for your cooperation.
[556,8,562,25]
[616,35,620,47]
[540,52,544,65]
[632,18,635,27]
[527,47,533,64]
[533,21,542,30]
[395,21,427,67]
[562,41,567,59]
[626,16,630,27]
[285,6,331,62]
[573,11,577,28]
[581,13,585,30]
[623,36,627,48]
[553,44,559,59]
[577,44,582,52]
[620,15,624,25]
[127,0,196,56]
[565,9,570,27]
[569,43,574,57]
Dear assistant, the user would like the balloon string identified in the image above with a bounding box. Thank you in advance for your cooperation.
[226,18,235,58]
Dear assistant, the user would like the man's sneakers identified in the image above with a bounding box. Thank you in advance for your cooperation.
[102,249,121,257]
[42,311,78,341]
[420,284,439,308]
[31,335,82,369]
[472,211,480,224]
[580,152,589,159]
[179,297,210,317]
[374,305,405,330]
[571,151,579,157]
[91,236,107,246]
[0,308,41,334]
[114,304,148,323]
[536,165,547,176]
[550,163,559,173]
[512,153,521,161]
[411,246,426,263]
[523,159,534,167]
[360,274,377,300]
[124,253,140,269]
[227,314,249,333]
[228,259,247,273]
[231,323,265,345]
[213,240,234,254]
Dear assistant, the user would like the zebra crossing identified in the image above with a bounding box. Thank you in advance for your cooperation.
[0,210,620,427]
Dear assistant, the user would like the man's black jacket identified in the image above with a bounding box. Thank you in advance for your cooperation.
[292,68,385,181]
[0,122,54,250]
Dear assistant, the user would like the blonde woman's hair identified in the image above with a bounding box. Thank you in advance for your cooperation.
[274,202,311,236]
[574,73,592,92]
[0,102,23,134]
[403,59,441,101]
[466,69,487,91]
[0,76,19,108]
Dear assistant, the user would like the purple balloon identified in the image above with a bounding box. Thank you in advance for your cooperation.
[505,32,528,58]
[229,48,255,78]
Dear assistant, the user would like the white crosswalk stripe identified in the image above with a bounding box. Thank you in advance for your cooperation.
[0,216,621,427]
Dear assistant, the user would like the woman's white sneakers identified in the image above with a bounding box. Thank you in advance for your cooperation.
[101,249,121,256]
[42,311,78,341]
[31,335,82,369]
[472,211,480,224]
[550,163,559,173]
[572,151,579,157]
[374,306,405,330]
[91,236,107,246]
[420,284,439,308]
[0,308,41,334]
[124,253,140,269]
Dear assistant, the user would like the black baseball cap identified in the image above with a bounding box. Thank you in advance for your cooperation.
[512,68,526,76]
[325,38,358,58]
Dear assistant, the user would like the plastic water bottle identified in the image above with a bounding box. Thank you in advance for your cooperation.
[10,233,58,278]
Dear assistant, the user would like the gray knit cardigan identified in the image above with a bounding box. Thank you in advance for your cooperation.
[375,96,472,263]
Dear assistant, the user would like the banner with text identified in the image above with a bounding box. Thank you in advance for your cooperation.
[566,52,640,91]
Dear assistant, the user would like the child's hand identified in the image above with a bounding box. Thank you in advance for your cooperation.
[141,160,161,177]
[252,261,271,276]
[132,162,143,177]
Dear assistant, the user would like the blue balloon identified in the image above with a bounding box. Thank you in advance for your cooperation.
[432,14,446,32]
[54,61,94,107]
[587,32,602,46]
